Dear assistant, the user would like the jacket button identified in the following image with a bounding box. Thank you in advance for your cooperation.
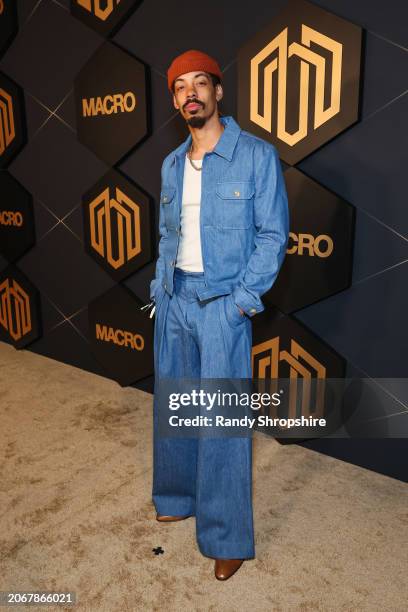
[163,196,168,202]
[234,190,240,197]
[164,283,167,289]
[250,308,256,314]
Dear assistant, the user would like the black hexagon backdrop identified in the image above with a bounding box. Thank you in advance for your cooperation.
[237,0,362,165]
[74,40,149,166]
[0,0,407,479]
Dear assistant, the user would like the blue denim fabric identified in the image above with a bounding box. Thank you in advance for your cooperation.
[152,267,255,559]
[150,115,289,317]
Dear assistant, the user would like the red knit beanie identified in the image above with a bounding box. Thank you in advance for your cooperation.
[167,49,222,92]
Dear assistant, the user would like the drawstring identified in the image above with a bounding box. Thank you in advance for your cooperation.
[140,299,156,318]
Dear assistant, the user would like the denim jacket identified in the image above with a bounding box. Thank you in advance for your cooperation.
[150,115,289,317]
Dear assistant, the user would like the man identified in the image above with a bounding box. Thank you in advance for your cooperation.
[149,49,289,580]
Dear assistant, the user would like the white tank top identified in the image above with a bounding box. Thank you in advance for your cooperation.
[175,154,204,271]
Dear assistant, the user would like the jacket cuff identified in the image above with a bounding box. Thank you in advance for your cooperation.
[231,286,265,318]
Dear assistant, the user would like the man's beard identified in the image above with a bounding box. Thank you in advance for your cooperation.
[184,102,215,129]
[186,115,207,128]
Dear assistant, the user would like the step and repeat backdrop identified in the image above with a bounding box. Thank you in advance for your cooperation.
[0,0,407,477]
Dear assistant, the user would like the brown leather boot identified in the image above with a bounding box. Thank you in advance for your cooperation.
[214,559,244,580]
[156,514,191,522]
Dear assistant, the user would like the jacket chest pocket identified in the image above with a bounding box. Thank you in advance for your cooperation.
[160,186,177,228]
[215,181,254,229]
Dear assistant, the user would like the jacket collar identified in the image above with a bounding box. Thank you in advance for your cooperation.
[172,115,241,163]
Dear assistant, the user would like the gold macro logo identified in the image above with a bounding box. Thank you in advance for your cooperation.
[0,86,16,155]
[76,0,121,21]
[88,186,141,270]
[0,277,32,341]
[0,211,23,226]
[250,25,342,146]
[252,336,326,420]
[95,323,144,351]
[82,92,137,117]
[287,232,334,257]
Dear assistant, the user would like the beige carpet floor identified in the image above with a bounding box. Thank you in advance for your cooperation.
[0,340,407,612]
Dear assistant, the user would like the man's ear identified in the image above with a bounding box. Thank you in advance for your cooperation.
[215,83,223,103]
[172,93,179,110]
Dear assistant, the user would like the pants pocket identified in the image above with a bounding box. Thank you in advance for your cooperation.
[223,294,247,328]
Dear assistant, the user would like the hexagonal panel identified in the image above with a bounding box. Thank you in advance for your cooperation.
[0,0,18,56]
[70,0,143,38]
[0,264,42,349]
[264,167,355,313]
[0,71,27,168]
[0,172,35,262]
[82,168,154,282]
[74,41,148,166]
[251,307,346,439]
[88,284,154,386]
[237,0,362,165]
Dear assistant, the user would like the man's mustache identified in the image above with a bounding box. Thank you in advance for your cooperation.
[183,99,204,110]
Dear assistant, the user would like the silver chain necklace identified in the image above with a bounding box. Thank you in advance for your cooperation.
[188,126,225,171]
[188,144,202,171]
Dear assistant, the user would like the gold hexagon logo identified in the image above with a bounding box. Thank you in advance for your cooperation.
[238,0,362,164]
[252,336,326,420]
[0,277,32,341]
[75,0,121,21]
[88,186,141,270]
[0,87,15,155]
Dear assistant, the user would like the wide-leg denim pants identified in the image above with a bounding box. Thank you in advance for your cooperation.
[152,266,255,559]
